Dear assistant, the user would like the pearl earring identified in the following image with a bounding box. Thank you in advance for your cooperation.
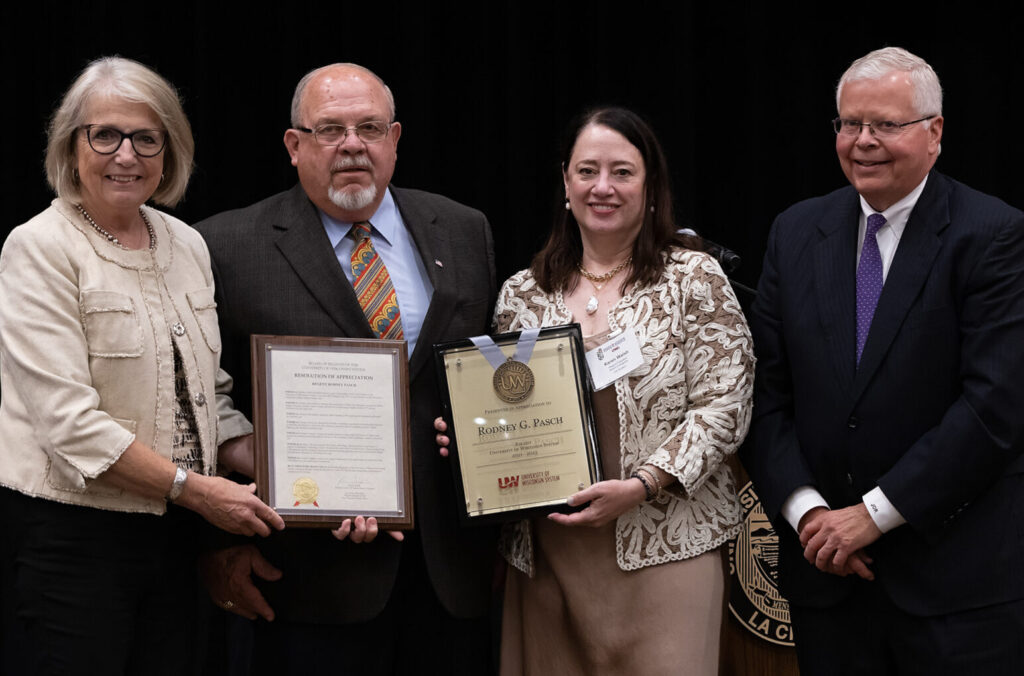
[565,199,571,211]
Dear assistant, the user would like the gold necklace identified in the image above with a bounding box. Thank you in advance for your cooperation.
[578,257,630,315]
[577,256,631,283]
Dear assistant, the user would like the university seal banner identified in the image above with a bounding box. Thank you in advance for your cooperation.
[728,481,795,647]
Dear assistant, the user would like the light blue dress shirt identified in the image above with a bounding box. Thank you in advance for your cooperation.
[319,188,434,357]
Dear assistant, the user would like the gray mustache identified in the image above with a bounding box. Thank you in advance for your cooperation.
[331,156,372,171]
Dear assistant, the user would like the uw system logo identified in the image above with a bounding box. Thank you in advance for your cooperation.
[492,360,535,404]
[727,481,794,647]
[497,475,520,490]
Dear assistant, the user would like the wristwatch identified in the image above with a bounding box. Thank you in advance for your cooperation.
[167,466,188,502]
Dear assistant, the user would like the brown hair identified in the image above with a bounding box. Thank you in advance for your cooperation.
[531,106,698,294]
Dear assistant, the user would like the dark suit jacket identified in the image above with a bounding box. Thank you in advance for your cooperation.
[745,171,1024,616]
[195,184,498,623]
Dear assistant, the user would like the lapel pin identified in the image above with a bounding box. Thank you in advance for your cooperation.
[435,259,444,268]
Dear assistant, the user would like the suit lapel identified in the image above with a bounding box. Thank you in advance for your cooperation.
[392,187,458,381]
[814,190,861,394]
[273,185,374,339]
[852,174,949,401]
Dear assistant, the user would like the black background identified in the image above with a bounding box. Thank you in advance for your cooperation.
[3,3,1021,290]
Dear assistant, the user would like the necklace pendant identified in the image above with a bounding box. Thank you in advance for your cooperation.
[585,295,599,315]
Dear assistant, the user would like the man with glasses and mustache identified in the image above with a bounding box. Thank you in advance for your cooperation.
[195,63,497,675]
[745,47,1024,674]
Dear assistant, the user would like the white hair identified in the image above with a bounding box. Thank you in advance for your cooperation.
[329,184,377,211]
[836,47,943,120]
[289,63,396,128]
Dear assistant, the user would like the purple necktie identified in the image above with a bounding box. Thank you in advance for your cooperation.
[856,213,886,364]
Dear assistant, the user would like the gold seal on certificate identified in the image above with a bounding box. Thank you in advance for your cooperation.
[493,359,535,403]
[292,477,319,506]
[434,324,602,524]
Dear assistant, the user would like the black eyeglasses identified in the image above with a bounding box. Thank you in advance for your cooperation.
[832,116,936,138]
[294,121,393,145]
[80,125,167,157]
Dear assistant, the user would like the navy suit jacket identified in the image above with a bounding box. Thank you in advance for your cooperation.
[745,171,1024,616]
[195,184,498,623]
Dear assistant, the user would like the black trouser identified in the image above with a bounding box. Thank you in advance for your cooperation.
[245,529,494,676]
[0,487,206,676]
[790,577,1024,676]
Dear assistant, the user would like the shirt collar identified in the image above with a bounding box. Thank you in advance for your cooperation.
[858,174,929,238]
[319,187,399,248]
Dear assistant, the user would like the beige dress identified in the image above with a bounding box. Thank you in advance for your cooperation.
[500,330,726,676]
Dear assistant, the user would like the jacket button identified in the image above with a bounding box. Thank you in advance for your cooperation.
[194,392,206,406]
[172,322,186,336]
[847,416,859,429]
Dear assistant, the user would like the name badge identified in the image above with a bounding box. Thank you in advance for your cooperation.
[585,329,645,391]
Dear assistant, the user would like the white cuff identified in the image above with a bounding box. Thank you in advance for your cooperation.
[862,486,906,533]
[781,486,830,533]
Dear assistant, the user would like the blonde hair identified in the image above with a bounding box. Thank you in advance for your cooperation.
[44,56,194,206]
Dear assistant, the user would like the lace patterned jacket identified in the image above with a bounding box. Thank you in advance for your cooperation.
[495,250,754,575]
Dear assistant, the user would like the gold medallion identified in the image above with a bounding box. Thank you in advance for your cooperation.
[292,477,320,507]
[493,359,535,403]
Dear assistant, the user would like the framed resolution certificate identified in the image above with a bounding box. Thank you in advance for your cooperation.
[434,324,602,524]
[250,335,413,529]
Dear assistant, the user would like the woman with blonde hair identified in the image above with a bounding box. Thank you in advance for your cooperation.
[0,57,283,674]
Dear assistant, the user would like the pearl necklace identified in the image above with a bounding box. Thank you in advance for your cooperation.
[76,204,156,250]
[578,257,631,315]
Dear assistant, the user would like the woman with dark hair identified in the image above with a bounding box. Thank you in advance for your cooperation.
[443,107,753,674]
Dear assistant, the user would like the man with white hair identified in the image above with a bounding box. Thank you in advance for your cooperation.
[746,47,1024,673]
[195,63,497,675]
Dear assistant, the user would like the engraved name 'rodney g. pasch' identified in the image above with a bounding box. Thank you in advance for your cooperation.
[478,417,564,436]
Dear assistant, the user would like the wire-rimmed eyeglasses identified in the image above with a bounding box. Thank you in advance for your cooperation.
[832,116,936,138]
[294,121,394,145]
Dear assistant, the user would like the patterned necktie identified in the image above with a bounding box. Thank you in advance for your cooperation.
[350,221,404,339]
[856,213,886,364]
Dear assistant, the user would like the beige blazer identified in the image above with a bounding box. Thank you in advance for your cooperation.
[0,199,251,514]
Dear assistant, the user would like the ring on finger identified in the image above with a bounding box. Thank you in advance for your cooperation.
[222,600,235,609]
